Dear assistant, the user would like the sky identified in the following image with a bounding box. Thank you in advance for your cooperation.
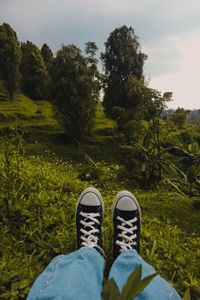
[1,0,200,109]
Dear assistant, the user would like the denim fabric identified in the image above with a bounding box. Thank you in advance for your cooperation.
[109,250,181,300]
[27,248,181,300]
[27,248,104,300]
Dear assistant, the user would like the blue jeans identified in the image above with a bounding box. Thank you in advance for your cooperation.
[27,248,181,300]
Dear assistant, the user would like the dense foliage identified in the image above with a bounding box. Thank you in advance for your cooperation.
[0,23,21,100]
[0,23,103,141]
[40,43,53,66]
[20,41,49,100]
[101,25,147,115]
[51,44,100,141]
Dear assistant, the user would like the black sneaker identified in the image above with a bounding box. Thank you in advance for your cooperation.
[76,187,104,255]
[112,190,141,259]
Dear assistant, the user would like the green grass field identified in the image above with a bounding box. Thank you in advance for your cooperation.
[0,89,199,299]
[0,94,57,129]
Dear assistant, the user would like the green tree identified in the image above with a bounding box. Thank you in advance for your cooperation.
[171,107,189,128]
[101,25,147,115]
[0,23,21,101]
[41,43,53,65]
[85,42,98,59]
[112,77,150,144]
[20,41,48,100]
[51,44,99,143]
[41,43,54,100]
[85,41,100,80]
[140,90,173,185]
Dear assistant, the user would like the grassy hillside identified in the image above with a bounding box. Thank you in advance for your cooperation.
[0,88,121,163]
[0,91,199,299]
[0,96,57,130]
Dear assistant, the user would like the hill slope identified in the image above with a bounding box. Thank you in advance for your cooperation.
[0,94,57,130]
[0,90,199,299]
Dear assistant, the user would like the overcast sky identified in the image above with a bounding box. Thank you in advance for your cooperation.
[1,0,200,109]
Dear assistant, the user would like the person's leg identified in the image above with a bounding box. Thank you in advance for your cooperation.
[110,190,181,300]
[109,249,181,300]
[27,248,104,300]
[27,187,105,300]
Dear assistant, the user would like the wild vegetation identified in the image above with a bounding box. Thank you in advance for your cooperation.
[0,23,199,300]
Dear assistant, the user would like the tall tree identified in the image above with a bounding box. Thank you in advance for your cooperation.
[85,42,98,59]
[0,23,21,101]
[41,43,54,100]
[101,25,147,115]
[111,76,150,144]
[85,42,99,79]
[41,43,53,65]
[20,41,48,100]
[51,44,99,143]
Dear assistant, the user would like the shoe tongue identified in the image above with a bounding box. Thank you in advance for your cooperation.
[116,208,139,221]
[79,204,101,213]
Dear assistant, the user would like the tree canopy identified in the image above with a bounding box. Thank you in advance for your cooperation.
[20,41,48,100]
[41,43,53,65]
[101,25,147,115]
[171,107,189,128]
[51,44,100,142]
[0,23,21,100]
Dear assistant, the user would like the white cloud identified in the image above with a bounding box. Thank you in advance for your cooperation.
[2,0,200,45]
[143,36,181,76]
[1,0,161,18]
[148,32,200,109]
[170,0,200,16]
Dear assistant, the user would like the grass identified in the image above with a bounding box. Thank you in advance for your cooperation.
[0,90,199,299]
[93,102,116,134]
[0,81,57,130]
[0,94,57,128]
[0,90,116,161]
[0,150,199,299]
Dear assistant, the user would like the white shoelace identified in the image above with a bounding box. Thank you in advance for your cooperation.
[116,216,138,252]
[80,211,100,248]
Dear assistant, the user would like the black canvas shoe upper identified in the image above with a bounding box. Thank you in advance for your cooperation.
[76,187,104,255]
[113,191,141,259]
